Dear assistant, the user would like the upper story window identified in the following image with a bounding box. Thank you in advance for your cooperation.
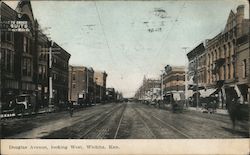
[39,65,42,75]
[22,58,27,76]
[22,58,32,76]
[6,32,11,41]
[1,32,5,41]
[1,32,14,42]
[53,58,57,64]
[242,59,247,78]
[23,37,29,53]
[53,73,57,80]
[27,59,31,76]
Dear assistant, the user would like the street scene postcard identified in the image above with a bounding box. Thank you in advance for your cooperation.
[0,0,250,154]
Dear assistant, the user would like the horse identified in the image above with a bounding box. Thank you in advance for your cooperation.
[226,90,249,131]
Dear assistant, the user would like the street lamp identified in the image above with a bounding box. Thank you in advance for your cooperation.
[48,40,53,106]
[160,70,164,101]
[195,56,199,110]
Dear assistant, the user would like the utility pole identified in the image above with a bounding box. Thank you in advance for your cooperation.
[41,40,61,106]
[48,40,53,106]
[70,66,73,102]
[0,50,2,106]
[100,85,102,102]
[182,47,189,108]
[195,56,199,110]
[160,70,164,101]
[86,68,89,102]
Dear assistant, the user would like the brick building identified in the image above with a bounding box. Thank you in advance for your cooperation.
[206,5,249,107]
[51,42,70,106]
[69,66,85,103]
[236,17,249,104]
[1,2,18,108]
[94,71,107,102]
[34,21,49,107]
[1,1,36,107]
[106,87,117,102]
[163,65,185,93]
[187,43,207,89]
[0,1,71,108]
[134,76,161,101]
[186,43,207,106]
[68,66,96,104]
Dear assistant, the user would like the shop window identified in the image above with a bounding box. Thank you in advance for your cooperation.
[53,58,57,64]
[42,66,46,79]
[27,59,31,76]
[53,73,57,80]
[22,59,27,76]
[39,65,42,77]
[6,51,11,72]
[1,32,5,41]
[6,32,11,41]
[1,49,5,69]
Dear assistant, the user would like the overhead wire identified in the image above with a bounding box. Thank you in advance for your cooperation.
[154,2,186,59]
[93,1,116,68]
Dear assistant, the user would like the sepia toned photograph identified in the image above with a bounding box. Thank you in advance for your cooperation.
[0,0,249,145]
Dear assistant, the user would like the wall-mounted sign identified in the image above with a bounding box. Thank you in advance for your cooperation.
[0,21,30,32]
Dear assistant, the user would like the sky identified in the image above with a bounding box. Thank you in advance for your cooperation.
[4,0,249,97]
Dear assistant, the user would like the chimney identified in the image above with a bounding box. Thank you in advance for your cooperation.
[236,5,245,36]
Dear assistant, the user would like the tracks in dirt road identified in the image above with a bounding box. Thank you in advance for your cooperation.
[133,105,191,139]
[113,104,127,139]
[7,104,120,138]
[132,108,156,138]
[137,103,245,138]
[79,103,127,139]
[4,102,247,139]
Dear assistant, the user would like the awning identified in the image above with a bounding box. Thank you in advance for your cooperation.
[188,84,205,90]
[200,88,217,98]
[210,88,221,96]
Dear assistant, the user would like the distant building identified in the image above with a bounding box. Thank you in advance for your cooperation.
[87,67,95,103]
[51,42,71,106]
[186,43,207,106]
[68,66,88,103]
[34,21,50,107]
[106,88,116,102]
[68,66,101,104]
[187,42,207,90]
[162,65,185,103]
[134,76,161,101]
[163,65,185,93]
[94,71,107,102]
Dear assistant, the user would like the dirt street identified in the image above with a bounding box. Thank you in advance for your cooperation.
[1,102,249,139]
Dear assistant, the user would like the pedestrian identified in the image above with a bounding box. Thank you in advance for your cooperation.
[68,101,74,117]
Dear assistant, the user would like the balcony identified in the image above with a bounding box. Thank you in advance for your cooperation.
[212,58,225,75]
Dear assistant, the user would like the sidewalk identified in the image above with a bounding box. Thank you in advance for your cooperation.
[187,107,228,115]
